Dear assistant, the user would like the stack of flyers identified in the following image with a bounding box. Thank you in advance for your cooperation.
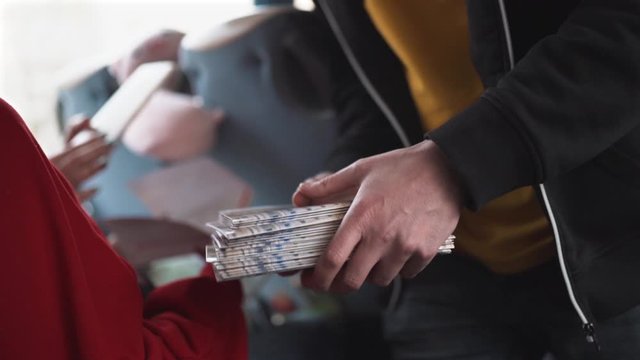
[205,202,455,281]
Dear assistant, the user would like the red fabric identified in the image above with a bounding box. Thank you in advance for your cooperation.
[0,99,247,359]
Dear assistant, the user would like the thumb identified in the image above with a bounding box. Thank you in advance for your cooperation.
[293,162,363,207]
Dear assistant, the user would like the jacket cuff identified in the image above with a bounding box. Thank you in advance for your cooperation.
[428,96,537,210]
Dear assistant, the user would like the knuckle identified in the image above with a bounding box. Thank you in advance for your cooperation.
[352,198,382,223]
[398,241,417,257]
[415,247,432,262]
[342,276,362,291]
[372,275,393,287]
[322,249,346,269]
[352,198,373,216]
[380,231,396,246]
[400,269,418,279]
[317,175,332,189]
[350,159,368,177]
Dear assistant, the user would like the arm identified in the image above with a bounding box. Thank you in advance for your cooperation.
[291,1,640,293]
[0,99,246,359]
[429,0,640,209]
[141,266,247,359]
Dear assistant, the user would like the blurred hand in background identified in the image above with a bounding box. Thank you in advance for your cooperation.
[50,116,112,202]
[109,29,185,85]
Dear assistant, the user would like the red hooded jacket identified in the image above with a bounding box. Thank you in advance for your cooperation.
[0,98,247,359]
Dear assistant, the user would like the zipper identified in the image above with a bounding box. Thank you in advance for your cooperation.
[318,2,412,149]
[540,184,599,348]
[318,1,412,310]
[497,0,599,349]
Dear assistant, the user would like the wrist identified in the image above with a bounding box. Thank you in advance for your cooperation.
[418,140,466,210]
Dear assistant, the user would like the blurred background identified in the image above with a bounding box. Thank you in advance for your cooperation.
[0,0,313,154]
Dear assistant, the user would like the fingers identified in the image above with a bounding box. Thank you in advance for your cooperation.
[295,171,357,206]
[292,186,358,207]
[291,173,333,206]
[308,203,366,290]
[51,137,102,169]
[302,161,363,196]
[57,136,112,187]
[367,240,416,287]
[73,157,108,184]
[70,136,112,166]
[69,133,107,150]
[398,231,447,279]
[293,161,365,206]
[65,115,92,144]
[399,250,434,279]
[304,201,441,292]
[331,240,381,292]
[76,188,99,203]
[295,142,463,294]
[306,171,333,183]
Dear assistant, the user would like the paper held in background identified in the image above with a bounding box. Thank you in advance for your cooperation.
[129,157,253,232]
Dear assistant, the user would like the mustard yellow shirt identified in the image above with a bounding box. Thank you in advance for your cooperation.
[365,0,554,273]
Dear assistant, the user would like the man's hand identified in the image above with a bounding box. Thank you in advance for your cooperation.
[293,140,463,292]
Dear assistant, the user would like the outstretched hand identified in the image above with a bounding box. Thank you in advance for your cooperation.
[293,140,463,292]
[50,117,112,201]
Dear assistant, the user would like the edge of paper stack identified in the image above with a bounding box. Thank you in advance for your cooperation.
[205,202,455,281]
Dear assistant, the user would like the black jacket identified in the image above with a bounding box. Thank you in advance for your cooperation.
[317,0,640,336]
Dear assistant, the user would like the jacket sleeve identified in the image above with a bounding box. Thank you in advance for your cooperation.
[429,0,640,209]
[0,99,246,360]
[141,266,247,359]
